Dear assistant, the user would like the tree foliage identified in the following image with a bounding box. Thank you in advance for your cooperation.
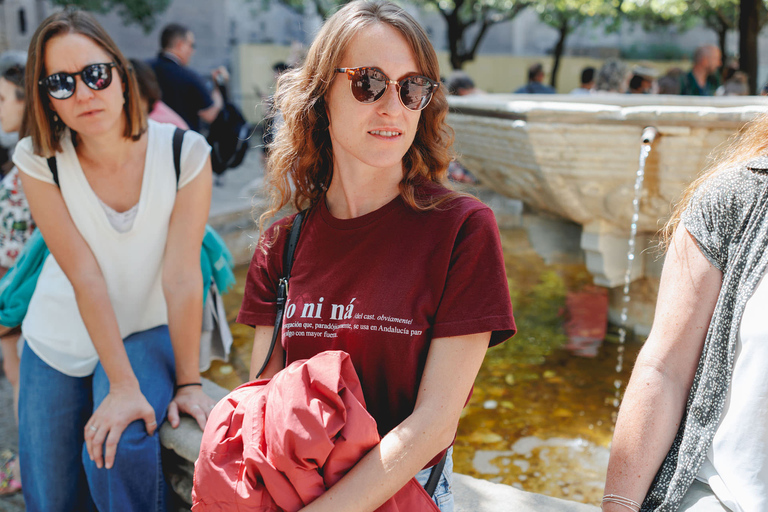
[415,0,529,69]
[535,0,618,88]
[50,0,172,32]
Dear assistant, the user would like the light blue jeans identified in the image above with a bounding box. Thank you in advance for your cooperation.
[18,326,175,512]
[415,447,454,512]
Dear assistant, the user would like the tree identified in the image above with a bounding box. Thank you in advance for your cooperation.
[536,0,618,89]
[692,0,738,61]
[50,0,172,32]
[416,0,529,69]
[271,0,528,69]
[740,0,760,92]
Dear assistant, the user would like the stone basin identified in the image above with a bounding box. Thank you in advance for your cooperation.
[448,94,768,288]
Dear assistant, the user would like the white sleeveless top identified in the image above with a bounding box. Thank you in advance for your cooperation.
[12,121,210,376]
[696,266,768,512]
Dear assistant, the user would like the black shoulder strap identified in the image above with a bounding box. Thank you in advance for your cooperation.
[254,210,306,379]
[172,127,185,188]
[46,157,59,188]
[46,128,185,190]
[424,452,447,497]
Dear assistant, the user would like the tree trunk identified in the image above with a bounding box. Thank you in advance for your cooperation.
[445,10,465,69]
[550,19,569,89]
[718,26,727,63]
[740,0,760,94]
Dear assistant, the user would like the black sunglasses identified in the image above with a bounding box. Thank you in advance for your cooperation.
[335,67,439,112]
[38,62,117,100]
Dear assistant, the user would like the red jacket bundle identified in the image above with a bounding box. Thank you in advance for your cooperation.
[192,350,440,512]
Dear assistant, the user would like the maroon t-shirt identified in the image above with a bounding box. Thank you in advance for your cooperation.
[238,183,516,460]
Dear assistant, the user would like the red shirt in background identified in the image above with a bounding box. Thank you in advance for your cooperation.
[238,182,515,463]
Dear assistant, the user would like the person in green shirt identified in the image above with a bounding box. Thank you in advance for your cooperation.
[680,45,722,96]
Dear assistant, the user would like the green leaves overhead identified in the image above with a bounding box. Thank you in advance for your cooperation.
[50,0,173,32]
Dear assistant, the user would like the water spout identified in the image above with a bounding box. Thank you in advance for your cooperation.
[641,126,658,145]
[612,127,657,417]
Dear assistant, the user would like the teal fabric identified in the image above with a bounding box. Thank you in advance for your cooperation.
[201,225,236,305]
[0,225,234,328]
[0,230,49,328]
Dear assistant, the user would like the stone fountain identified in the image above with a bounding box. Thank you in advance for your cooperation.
[448,94,768,332]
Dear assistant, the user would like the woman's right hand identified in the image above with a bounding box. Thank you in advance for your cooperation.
[84,384,157,470]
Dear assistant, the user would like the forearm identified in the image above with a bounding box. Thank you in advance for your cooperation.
[165,272,203,385]
[301,410,453,512]
[249,325,284,380]
[604,359,690,510]
[73,276,137,388]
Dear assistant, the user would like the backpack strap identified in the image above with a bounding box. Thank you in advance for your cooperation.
[172,127,185,189]
[46,157,59,188]
[45,128,185,190]
[253,210,306,379]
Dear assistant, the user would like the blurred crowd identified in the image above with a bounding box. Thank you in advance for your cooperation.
[445,44,763,98]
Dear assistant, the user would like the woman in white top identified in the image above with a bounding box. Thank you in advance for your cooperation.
[12,10,214,512]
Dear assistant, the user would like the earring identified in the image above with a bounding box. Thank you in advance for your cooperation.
[53,113,59,123]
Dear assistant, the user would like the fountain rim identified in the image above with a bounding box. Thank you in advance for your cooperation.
[447,94,768,128]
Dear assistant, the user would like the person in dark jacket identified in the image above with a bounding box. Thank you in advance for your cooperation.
[149,23,225,131]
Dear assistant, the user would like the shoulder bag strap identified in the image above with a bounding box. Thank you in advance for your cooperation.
[172,127,185,189]
[424,451,447,498]
[46,157,59,188]
[253,210,305,379]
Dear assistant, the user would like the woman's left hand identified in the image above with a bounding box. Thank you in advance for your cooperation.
[167,385,217,430]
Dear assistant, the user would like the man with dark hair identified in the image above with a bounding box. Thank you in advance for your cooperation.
[514,63,556,94]
[149,23,224,131]
[680,45,722,96]
[571,66,595,94]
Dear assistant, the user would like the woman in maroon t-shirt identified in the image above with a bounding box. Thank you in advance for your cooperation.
[237,2,515,511]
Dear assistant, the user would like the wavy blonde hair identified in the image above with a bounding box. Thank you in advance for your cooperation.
[260,0,455,234]
[662,112,768,247]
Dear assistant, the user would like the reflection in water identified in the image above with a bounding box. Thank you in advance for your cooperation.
[204,226,643,506]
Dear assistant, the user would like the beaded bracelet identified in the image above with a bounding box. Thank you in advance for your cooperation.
[602,494,641,512]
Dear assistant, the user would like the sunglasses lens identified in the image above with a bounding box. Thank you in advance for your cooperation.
[400,76,434,111]
[83,64,112,91]
[46,74,75,100]
[351,68,387,103]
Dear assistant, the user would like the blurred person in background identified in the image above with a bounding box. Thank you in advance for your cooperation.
[514,62,556,94]
[129,59,188,129]
[657,68,683,95]
[571,66,595,95]
[721,71,749,96]
[149,23,227,132]
[680,45,722,96]
[595,58,631,94]
[446,70,483,96]
[0,52,35,497]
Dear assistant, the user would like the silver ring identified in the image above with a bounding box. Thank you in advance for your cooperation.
[192,404,201,410]
[89,425,98,432]
[147,421,157,426]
